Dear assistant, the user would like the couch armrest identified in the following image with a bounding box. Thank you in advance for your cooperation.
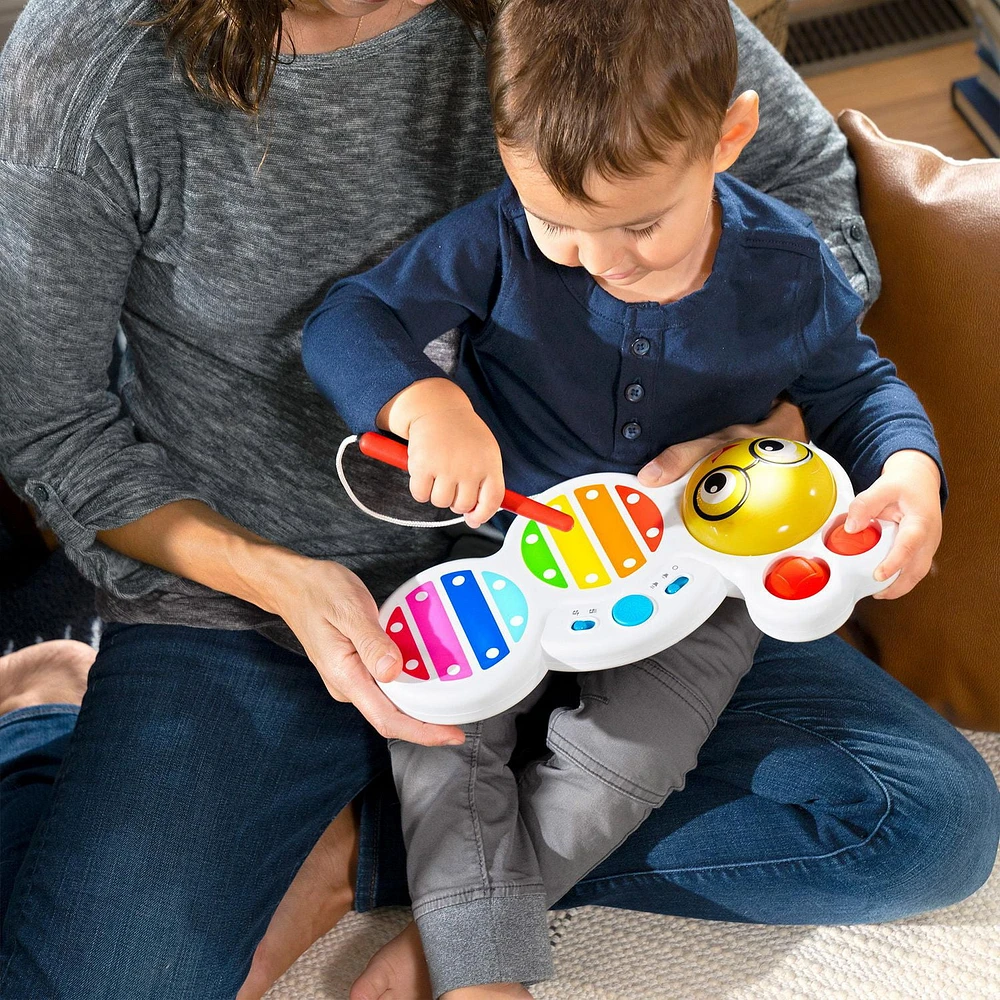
[837,109,1000,731]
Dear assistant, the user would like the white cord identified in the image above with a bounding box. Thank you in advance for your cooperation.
[336,434,466,528]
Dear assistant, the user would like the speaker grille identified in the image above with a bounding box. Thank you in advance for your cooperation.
[787,0,972,75]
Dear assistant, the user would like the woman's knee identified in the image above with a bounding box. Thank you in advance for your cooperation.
[868,729,999,917]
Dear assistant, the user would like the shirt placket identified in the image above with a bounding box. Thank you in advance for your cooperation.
[615,311,652,464]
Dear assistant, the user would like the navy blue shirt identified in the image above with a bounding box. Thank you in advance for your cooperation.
[303,174,942,498]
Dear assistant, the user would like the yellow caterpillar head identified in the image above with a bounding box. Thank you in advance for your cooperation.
[681,438,836,556]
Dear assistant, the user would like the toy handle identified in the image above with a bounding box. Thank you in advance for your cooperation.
[358,432,409,472]
[357,432,574,532]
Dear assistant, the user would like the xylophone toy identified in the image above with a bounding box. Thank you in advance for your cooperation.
[363,436,897,724]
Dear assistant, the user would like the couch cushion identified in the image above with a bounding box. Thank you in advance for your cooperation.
[837,109,999,731]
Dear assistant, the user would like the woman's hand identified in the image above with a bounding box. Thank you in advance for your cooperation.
[266,552,467,745]
[845,450,943,600]
[636,399,808,487]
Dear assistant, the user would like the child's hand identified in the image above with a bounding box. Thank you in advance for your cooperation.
[843,450,942,600]
[406,407,506,529]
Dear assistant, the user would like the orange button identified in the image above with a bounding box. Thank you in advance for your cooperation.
[825,521,881,556]
[765,556,831,601]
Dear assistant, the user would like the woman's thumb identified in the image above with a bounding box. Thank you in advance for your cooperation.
[349,620,403,682]
[638,440,708,486]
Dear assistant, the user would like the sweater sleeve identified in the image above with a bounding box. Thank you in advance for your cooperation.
[0,163,208,596]
[786,244,946,502]
[301,192,503,433]
[727,1,881,311]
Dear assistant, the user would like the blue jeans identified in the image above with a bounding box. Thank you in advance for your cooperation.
[1,624,997,999]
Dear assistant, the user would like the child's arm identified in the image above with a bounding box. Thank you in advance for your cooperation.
[787,247,945,599]
[301,189,503,441]
[301,191,509,524]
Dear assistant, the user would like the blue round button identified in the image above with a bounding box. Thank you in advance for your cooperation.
[611,594,654,627]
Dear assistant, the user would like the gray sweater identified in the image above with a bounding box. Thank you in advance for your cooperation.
[0,0,880,643]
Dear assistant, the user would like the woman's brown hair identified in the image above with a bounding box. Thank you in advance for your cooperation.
[154,1,498,115]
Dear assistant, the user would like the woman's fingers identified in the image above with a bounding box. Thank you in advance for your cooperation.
[757,399,809,444]
[325,598,402,682]
[637,400,807,487]
[275,560,465,745]
[637,434,726,486]
[350,677,465,747]
[313,607,466,745]
[312,638,464,746]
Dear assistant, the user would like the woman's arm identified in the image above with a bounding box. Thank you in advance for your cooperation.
[0,163,200,599]
[97,502,465,745]
[0,152,461,747]
[726,1,881,310]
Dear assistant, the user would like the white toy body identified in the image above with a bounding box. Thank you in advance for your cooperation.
[378,439,896,724]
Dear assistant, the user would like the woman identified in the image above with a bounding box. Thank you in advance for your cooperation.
[0,2,996,998]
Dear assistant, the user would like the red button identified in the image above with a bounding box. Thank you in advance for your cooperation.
[825,520,881,556]
[765,557,831,600]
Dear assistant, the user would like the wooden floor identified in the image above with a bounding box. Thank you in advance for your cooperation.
[806,40,991,159]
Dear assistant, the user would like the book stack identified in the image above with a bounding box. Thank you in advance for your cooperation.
[953,0,1000,155]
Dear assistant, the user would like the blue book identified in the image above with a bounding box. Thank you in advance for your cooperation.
[951,76,1000,157]
[979,45,1000,103]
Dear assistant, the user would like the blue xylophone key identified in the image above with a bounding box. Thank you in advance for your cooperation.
[443,571,510,670]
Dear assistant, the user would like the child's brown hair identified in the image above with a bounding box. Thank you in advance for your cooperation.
[487,0,739,202]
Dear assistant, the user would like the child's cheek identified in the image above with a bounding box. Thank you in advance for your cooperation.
[537,236,577,268]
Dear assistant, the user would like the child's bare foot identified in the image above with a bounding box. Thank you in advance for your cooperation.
[349,921,433,1000]
[0,639,95,715]
[236,803,359,1000]
[442,984,534,999]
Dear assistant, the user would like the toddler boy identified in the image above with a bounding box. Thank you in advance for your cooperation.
[303,1,943,996]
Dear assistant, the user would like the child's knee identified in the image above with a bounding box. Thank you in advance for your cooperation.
[543,701,697,807]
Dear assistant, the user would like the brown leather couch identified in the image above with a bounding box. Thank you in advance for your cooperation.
[837,110,1000,732]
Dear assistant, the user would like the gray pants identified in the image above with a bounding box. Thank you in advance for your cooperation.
[389,599,761,997]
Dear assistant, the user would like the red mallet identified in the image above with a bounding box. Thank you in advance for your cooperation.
[357,432,575,532]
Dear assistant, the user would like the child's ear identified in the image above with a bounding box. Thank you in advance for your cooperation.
[713,91,760,173]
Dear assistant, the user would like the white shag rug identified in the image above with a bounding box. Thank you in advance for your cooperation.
[266,731,1000,1000]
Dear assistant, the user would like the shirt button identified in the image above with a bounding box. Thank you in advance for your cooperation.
[849,222,864,241]
[622,421,642,440]
[631,337,650,357]
[624,383,644,403]
[33,484,50,502]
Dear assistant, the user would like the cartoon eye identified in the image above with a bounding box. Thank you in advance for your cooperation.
[693,466,749,521]
[750,438,812,466]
